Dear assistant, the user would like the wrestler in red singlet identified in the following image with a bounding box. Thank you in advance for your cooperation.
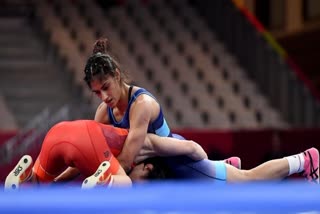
[33,120,128,182]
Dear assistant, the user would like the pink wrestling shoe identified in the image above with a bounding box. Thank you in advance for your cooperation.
[82,161,113,189]
[4,155,33,190]
[224,157,241,169]
[302,147,319,184]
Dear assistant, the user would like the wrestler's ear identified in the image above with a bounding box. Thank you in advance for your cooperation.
[144,163,154,172]
[114,68,121,81]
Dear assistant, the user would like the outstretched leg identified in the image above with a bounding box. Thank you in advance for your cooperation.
[224,157,241,169]
[226,148,319,184]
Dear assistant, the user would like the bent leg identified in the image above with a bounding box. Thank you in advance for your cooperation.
[82,159,132,188]
[33,143,72,183]
[112,166,132,187]
[5,155,34,190]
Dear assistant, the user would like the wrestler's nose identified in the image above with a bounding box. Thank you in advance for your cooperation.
[101,91,109,102]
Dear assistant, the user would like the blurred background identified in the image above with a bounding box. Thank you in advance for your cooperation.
[0,0,320,182]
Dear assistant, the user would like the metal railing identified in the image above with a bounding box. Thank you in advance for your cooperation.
[0,105,71,164]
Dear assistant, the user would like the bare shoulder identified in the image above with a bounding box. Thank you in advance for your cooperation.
[132,94,159,112]
[135,93,155,104]
[130,94,160,124]
[94,102,109,124]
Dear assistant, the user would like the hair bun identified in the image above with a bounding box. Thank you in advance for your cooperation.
[92,38,109,54]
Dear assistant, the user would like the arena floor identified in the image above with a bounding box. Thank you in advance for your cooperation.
[0,181,319,214]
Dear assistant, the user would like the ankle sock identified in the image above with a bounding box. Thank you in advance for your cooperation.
[285,153,305,176]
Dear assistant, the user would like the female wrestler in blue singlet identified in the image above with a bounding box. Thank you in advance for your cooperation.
[84,38,228,182]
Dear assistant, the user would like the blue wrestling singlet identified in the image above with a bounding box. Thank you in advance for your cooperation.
[107,86,227,182]
[108,87,172,137]
[169,134,227,182]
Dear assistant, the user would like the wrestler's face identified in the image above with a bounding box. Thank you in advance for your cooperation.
[129,163,154,182]
[90,71,121,108]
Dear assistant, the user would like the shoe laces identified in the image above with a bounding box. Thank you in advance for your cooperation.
[302,151,319,183]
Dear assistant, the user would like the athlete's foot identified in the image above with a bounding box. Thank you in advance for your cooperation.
[82,161,113,189]
[224,157,241,169]
[5,155,33,190]
[302,147,319,184]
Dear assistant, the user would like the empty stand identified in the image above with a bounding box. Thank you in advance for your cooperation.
[29,0,288,129]
[0,1,90,128]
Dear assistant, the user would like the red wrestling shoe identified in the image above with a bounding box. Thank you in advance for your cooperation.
[224,157,241,169]
[302,148,319,184]
[5,155,33,190]
[82,161,113,189]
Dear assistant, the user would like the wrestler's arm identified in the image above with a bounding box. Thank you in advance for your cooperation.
[116,99,151,173]
[94,102,109,124]
[135,134,208,163]
[54,167,80,182]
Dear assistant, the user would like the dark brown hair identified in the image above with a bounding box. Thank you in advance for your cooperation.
[83,38,128,88]
[92,38,110,55]
[141,157,174,180]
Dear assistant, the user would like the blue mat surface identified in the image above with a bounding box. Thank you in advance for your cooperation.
[0,181,319,214]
